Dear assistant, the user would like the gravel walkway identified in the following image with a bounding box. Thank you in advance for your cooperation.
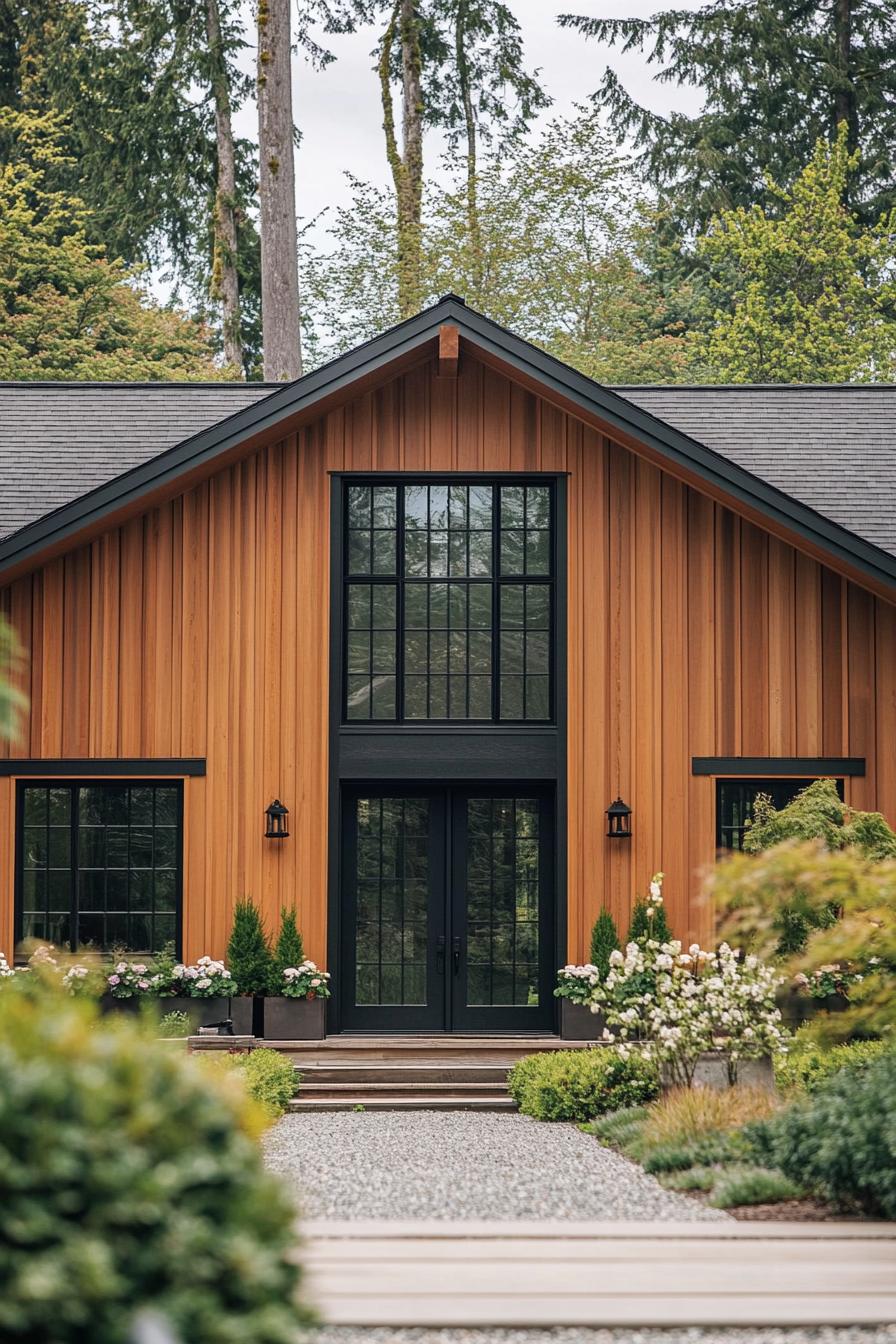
[263,1112,729,1222]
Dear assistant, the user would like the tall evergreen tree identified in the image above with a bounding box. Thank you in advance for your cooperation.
[227,898,274,995]
[559,0,896,227]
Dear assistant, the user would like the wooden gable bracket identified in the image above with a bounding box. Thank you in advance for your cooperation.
[438,323,459,377]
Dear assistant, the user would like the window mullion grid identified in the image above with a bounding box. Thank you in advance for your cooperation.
[396,484,405,724]
[70,785,78,953]
[511,798,518,1008]
[492,486,501,723]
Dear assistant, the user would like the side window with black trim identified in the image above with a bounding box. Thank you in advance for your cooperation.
[18,782,182,954]
[716,778,844,851]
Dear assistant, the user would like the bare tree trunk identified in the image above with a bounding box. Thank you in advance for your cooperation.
[833,0,859,156]
[380,0,424,318]
[454,0,482,294]
[205,0,243,374]
[257,0,302,380]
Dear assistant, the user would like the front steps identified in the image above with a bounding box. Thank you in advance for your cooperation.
[273,1035,593,1112]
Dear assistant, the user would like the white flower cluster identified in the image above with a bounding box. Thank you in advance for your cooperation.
[590,928,788,1087]
[0,951,15,979]
[106,960,155,999]
[555,963,602,1005]
[279,959,332,1000]
[172,956,233,999]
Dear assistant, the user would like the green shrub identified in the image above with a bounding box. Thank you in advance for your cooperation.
[585,1105,650,1155]
[709,1166,803,1208]
[744,778,896,861]
[774,1034,890,1094]
[273,907,305,976]
[158,1010,190,1037]
[241,1048,298,1117]
[589,909,620,977]
[641,1131,746,1173]
[508,1048,658,1122]
[227,898,274,996]
[752,1049,896,1217]
[0,982,311,1342]
[659,1166,717,1192]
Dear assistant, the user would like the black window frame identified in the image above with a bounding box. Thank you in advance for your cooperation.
[14,779,184,958]
[715,776,845,852]
[339,475,558,726]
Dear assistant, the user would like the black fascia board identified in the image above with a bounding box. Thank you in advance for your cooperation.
[2,294,896,596]
[692,756,865,777]
[0,757,206,777]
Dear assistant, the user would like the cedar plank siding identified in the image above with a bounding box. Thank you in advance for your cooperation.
[2,353,895,961]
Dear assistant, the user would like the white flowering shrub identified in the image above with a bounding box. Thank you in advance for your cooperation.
[0,952,14,979]
[555,963,602,1004]
[171,955,234,999]
[588,881,788,1087]
[276,960,332,1000]
[106,960,156,999]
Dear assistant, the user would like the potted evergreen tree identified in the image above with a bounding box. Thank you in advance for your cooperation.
[226,899,273,1036]
[558,909,619,1039]
[264,908,330,1040]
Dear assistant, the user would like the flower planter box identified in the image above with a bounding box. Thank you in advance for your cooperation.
[660,1050,775,1092]
[559,999,606,1041]
[229,996,258,1036]
[778,989,849,1029]
[159,996,232,1032]
[262,995,326,1041]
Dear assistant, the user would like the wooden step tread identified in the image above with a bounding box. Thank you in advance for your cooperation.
[289,1096,518,1112]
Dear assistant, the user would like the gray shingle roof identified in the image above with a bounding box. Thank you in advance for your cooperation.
[0,378,894,562]
[614,384,896,559]
[0,382,276,539]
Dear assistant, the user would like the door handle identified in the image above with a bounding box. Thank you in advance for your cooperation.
[436,935,446,975]
[452,936,461,976]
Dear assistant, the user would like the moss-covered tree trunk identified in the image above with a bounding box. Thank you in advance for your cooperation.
[257,0,302,380]
[206,0,243,373]
[380,0,424,318]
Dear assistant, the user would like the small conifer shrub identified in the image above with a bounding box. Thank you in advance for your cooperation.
[227,898,274,996]
[273,907,305,979]
[589,909,620,977]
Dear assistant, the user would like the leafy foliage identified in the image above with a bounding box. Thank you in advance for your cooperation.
[744,778,896,861]
[774,1032,890,1094]
[559,0,896,229]
[626,874,673,946]
[226,898,274,996]
[693,130,896,383]
[589,909,621,978]
[0,109,225,379]
[0,982,310,1341]
[507,1047,658,1122]
[240,1048,298,1118]
[301,106,695,382]
[158,1010,190,1037]
[751,1048,896,1217]
[708,1166,803,1208]
[273,907,305,978]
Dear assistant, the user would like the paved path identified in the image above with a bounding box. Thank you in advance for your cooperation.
[302,1221,896,1329]
[264,1112,726,1222]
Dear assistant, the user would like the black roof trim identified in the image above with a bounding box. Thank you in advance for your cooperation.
[0,757,206,777]
[2,295,896,593]
[693,756,866,776]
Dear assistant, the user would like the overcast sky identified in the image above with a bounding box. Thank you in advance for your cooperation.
[233,0,706,230]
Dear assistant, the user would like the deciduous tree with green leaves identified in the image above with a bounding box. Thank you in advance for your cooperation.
[694,129,896,383]
[0,110,225,380]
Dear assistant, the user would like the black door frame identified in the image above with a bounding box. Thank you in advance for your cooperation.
[337,781,557,1035]
[326,472,568,1036]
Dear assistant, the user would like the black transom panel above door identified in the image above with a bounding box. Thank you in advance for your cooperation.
[339,785,555,1033]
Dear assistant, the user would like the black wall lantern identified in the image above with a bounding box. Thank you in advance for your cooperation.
[265,799,290,840]
[606,797,632,839]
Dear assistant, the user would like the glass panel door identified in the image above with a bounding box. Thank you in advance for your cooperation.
[340,789,446,1031]
[450,789,555,1033]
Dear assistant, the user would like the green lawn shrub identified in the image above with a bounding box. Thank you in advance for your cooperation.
[0,982,311,1342]
[641,1131,747,1173]
[751,1049,896,1217]
[658,1166,717,1192]
[774,1034,890,1094]
[584,1105,650,1154]
[157,1009,190,1037]
[240,1048,299,1117]
[709,1166,803,1209]
[509,1047,658,1122]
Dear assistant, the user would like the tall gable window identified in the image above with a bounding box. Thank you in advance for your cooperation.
[344,480,554,723]
[17,783,182,954]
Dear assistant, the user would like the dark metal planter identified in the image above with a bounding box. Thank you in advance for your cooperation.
[559,998,606,1041]
[262,996,326,1040]
[660,1051,775,1092]
[159,996,231,1032]
[229,996,258,1036]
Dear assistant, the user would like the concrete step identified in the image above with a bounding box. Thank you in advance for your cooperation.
[294,1064,510,1085]
[289,1094,518,1112]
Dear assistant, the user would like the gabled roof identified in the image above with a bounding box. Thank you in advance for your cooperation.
[1,296,895,596]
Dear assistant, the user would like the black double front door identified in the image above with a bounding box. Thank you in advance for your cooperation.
[339,785,555,1032]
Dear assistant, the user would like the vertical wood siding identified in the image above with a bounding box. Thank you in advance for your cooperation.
[2,354,895,960]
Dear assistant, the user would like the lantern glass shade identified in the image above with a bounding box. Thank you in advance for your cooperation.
[265,799,290,839]
[606,797,632,839]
